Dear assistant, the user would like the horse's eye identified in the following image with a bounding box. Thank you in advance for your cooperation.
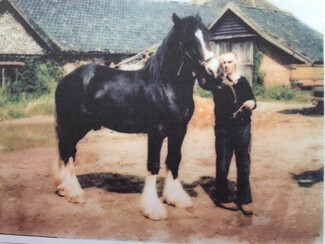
[210,42,215,48]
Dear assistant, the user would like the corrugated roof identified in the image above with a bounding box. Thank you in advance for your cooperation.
[10,0,216,54]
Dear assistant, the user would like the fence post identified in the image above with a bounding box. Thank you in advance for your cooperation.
[1,68,5,89]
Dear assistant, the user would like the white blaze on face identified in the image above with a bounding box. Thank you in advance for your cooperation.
[194,29,214,61]
[195,29,219,77]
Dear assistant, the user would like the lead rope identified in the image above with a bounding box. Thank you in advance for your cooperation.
[232,104,245,119]
[223,76,242,119]
[223,76,238,104]
[177,61,184,76]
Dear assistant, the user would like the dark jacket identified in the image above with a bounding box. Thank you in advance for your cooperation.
[198,74,256,127]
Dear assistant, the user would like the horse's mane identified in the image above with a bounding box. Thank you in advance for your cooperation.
[144,28,178,83]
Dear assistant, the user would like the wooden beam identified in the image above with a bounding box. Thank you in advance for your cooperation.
[0,61,25,66]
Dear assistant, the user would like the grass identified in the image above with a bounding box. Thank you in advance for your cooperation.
[252,85,310,103]
[0,93,55,121]
[0,123,56,152]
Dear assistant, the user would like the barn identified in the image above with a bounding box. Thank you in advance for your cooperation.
[0,0,217,81]
[0,0,323,87]
[207,2,323,87]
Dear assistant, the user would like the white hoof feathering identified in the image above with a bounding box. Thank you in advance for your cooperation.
[141,174,167,221]
[54,159,85,204]
[163,170,193,208]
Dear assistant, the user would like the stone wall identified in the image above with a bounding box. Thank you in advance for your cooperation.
[0,11,44,55]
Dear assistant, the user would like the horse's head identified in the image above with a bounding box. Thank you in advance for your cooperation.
[172,13,219,77]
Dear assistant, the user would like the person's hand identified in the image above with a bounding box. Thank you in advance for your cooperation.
[243,100,255,110]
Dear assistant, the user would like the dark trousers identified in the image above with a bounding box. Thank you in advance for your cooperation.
[215,123,252,204]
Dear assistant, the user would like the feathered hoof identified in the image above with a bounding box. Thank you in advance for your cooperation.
[67,193,86,204]
[140,203,168,221]
[56,189,65,197]
[163,194,193,208]
[162,171,193,208]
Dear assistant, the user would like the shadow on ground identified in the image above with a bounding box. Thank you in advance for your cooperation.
[78,173,199,197]
[291,167,324,187]
[78,168,324,207]
[78,173,237,206]
[278,106,323,116]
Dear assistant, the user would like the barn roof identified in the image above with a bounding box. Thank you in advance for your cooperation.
[206,0,280,10]
[7,0,216,54]
[2,0,323,64]
[209,3,324,64]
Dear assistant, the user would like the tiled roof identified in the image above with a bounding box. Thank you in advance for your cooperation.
[6,0,323,63]
[10,0,216,54]
[238,5,323,63]
[207,0,280,10]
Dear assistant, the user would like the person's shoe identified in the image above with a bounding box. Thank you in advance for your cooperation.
[217,202,238,211]
[239,204,253,216]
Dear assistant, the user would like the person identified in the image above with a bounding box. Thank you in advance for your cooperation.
[196,51,256,215]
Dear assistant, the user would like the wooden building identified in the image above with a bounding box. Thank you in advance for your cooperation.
[208,3,323,87]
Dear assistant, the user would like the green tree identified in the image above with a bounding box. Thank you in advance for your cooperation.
[6,57,62,101]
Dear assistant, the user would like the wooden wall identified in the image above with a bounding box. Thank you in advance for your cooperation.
[259,53,291,87]
[290,65,324,87]
[258,40,302,87]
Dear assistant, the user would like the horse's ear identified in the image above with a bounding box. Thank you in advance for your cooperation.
[172,13,181,25]
[195,13,202,22]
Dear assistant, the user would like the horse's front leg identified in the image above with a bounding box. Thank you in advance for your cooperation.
[163,124,193,208]
[140,130,167,220]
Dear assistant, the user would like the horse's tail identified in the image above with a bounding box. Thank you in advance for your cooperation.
[55,68,93,164]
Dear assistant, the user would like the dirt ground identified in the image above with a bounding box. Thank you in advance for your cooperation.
[0,98,323,243]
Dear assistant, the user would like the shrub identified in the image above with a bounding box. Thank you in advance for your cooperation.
[252,85,266,99]
[0,57,62,120]
[5,57,62,101]
[265,86,295,100]
[253,45,265,86]
[253,85,309,102]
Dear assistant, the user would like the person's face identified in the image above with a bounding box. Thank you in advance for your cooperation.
[220,53,237,75]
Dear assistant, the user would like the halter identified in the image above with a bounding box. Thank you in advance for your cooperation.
[177,41,216,76]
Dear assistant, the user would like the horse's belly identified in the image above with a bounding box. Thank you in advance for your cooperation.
[101,120,150,134]
[97,109,158,134]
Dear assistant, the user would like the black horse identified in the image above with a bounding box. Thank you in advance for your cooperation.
[54,13,219,220]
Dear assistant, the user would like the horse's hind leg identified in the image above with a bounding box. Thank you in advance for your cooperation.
[54,158,85,203]
[54,126,90,203]
[163,125,193,208]
[141,130,167,220]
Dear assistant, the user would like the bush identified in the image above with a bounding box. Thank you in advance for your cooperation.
[265,86,295,100]
[5,57,62,101]
[252,85,266,99]
[253,85,309,102]
[0,57,62,120]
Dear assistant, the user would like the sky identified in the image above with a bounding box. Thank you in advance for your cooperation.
[267,0,324,33]
[154,0,324,34]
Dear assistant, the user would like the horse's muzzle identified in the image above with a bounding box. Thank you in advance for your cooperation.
[201,57,220,78]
